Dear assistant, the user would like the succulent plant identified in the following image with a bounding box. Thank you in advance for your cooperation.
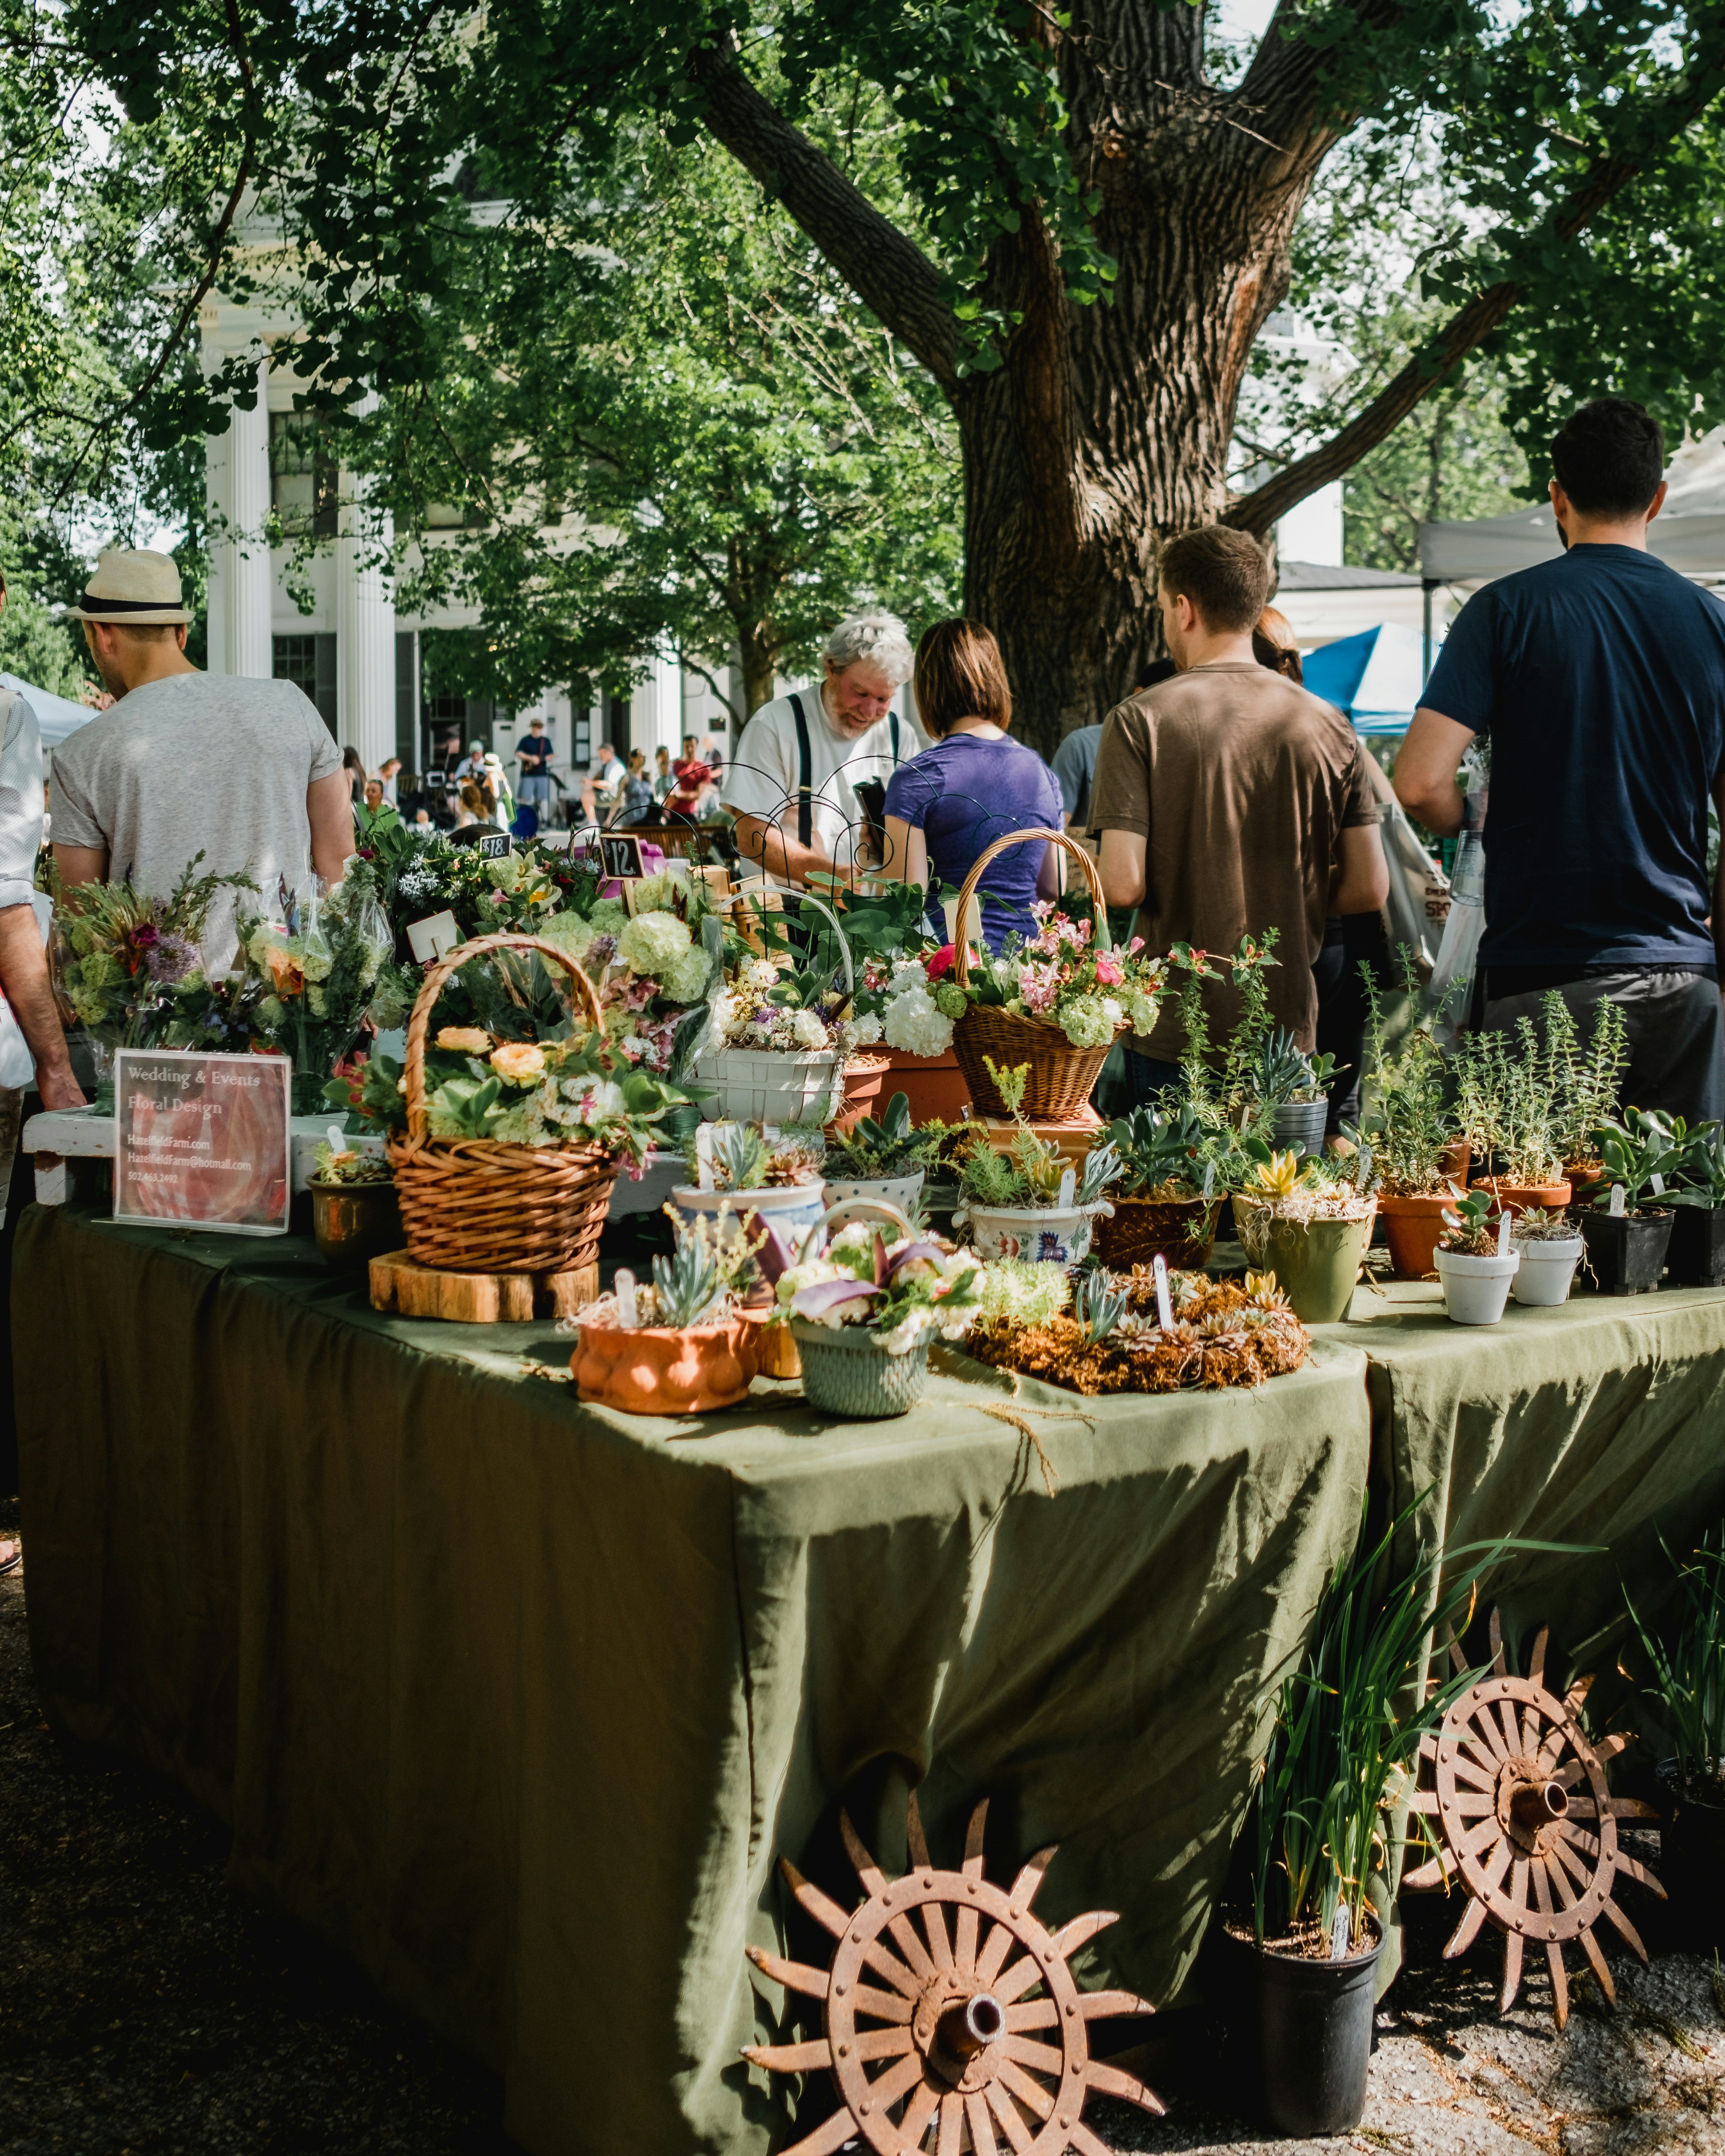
[1074,1271,1129,1344]
[650,1232,724,1328]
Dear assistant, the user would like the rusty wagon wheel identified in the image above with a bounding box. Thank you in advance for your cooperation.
[1403,1613,1664,2028]
[742,1792,1164,2156]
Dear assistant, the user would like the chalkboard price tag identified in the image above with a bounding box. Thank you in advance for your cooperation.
[114,1049,291,1236]
[600,833,644,881]
[476,831,510,860]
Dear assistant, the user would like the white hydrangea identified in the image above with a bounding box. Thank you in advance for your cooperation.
[849,1012,883,1046]
[618,908,693,977]
[889,956,929,989]
[743,956,780,993]
[879,1309,933,1356]
[1059,998,1117,1050]
[790,1008,830,1050]
[1122,988,1157,1034]
[883,985,955,1058]
[662,943,712,1003]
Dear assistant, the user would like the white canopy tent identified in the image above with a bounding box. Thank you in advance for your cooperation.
[1419,427,1725,587]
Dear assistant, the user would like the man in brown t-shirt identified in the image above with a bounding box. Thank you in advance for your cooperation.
[1090,526,1388,1100]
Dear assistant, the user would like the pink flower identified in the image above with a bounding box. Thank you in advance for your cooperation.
[1128,936,1145,956]
[1020,961,1063,1014]
[1094,953,1124,986]
[925,944,958,981]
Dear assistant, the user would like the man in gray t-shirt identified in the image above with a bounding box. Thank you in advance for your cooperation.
[50,549,352,971]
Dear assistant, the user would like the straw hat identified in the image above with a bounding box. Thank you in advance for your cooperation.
[67,548,189,626]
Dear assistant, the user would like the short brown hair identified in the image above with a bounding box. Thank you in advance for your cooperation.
[1158,528,1273,635]
[913,618,1012,738]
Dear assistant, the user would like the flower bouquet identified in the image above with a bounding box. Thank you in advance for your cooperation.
[697,888,862,1124]
[51,852,258,1085]
[767,1200,986,1417]
[236,857,418,1111]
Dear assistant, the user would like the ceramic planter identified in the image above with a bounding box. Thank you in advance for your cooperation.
[1253,1919,1385,2136]
[1564,1156,1607,1208]
[1510,1234,1583,1305]
[1581,1208,1674,1295]
[672,1181,828,1264]
[572,1316,758,1414]
[309,1178,402,1267]
[1473,1175,1571,1219]
[960,1200,1106,1264]
[739,1307,801,1379]
[1439,1138,1472,1186]
[1094,1192,1217,1273]
[790,1318,932,1418]
[1232,1198,1375,1324]
[692,1045,845,1127]
[1667,1204,1725,1288]
[830,1052,891,1136]
[820,1170,926,1222]
[1435,1244,1520,1324]
[1377,1190,1453,1281]
[1269,1098,1328,1157]
[876,1042,972,1124]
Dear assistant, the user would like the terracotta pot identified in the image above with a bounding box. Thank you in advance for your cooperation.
[829,1052,892,1137]
[1439,1139,1471,1186]
[310,1178,402,1267]
[1472,1175,1571,1220]
[739,1307,801,1379]
[1377,1191,1453,1281]
[876,1042,972,1124]
[1564,1156,1607,1207]
[572,1316,759,1414]
[1095,1193,1217,1273]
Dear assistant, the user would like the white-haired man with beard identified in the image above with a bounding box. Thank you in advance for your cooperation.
[723,613,923,889]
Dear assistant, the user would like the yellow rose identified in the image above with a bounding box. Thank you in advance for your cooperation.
[490,1042,546,1083]
[436,1026,492,1054]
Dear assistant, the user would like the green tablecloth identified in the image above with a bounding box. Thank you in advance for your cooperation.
[15,1207,1372,2156]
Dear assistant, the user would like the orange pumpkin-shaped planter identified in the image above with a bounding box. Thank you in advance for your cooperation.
[572,1317,759,1415]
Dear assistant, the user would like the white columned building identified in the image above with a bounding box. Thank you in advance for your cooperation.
[336,408,398,770]
[203,351,273,680]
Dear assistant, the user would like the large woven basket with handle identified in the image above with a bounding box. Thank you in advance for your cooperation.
[388,932,618,1275]
[950,829,1124,1122]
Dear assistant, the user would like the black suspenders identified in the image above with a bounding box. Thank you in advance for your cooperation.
[787,692,905,851]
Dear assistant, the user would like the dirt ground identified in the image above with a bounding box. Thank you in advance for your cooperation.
[3,1510,1717,2155]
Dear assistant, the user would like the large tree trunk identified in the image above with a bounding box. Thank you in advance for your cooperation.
[958,4,1330,754]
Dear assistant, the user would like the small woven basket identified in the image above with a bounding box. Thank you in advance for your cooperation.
[791,1321,933,1419]
[950,829,1123,1120]
[388,931,619,1275]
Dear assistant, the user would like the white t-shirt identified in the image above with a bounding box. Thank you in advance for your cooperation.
[722,689,921,883]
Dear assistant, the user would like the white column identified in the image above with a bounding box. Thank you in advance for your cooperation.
[644,646,685,760]
[215,357,273,678]
[337,470,397,772]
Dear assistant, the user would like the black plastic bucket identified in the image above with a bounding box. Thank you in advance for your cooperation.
[1255,1921,1384,2136]
[1666,1206,1725,1289]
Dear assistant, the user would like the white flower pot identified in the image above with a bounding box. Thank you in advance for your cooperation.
[960,1200,1108,1265]
[671,1180,827,1256]
[1434,1245,1520,1325]
[693,1046,845,1127]
[1510,1235,1583,1306]
[821,1171,926,1221]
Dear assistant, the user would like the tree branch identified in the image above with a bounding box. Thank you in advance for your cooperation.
[685,36,960,393]
[1226,29,1725,535]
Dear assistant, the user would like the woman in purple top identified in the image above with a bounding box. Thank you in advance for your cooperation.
[882,619,1065,949]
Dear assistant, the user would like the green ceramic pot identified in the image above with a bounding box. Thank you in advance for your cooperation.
[1233,1199,1375,1324]
[790,1320,932,1418]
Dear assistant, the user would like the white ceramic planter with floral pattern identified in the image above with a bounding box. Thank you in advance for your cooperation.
[956,1199,1110,1264]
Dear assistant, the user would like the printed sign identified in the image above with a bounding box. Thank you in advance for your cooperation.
[114,1049,292,1235]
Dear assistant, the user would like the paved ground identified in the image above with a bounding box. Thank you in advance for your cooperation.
[3,1507,1717,2154]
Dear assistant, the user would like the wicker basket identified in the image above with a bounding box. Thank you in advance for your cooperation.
[388,931,619,1274]
[950,829,1124,1120]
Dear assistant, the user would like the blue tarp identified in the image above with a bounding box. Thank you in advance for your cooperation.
[1301,622,1430,735]
[2,672,97,750]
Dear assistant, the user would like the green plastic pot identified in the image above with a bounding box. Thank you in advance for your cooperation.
[1233,1199,1375,1324]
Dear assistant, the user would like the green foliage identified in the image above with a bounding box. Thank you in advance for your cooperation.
[1073,1272,1128,1347]
[824,1091,938,1180]
[1589,1107,1689,1216]
[1625,1524,1725,1791]
[1359,958,1456,1196]
[1674,1125,1725,1210]
[1105,1101,1210,1200]
[706,1122,771,1195]
[1455,1023,1563,1187]
[1545,995,1631,1162]
[1438,1183,1496,1257]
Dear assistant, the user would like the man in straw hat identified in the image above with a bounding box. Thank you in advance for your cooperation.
[50,549,353,970]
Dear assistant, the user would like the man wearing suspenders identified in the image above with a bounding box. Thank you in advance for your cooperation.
[722,614,920,889]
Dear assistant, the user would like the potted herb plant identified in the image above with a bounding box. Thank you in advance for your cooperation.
[1230,1143,1375,1324]
[1582,1108,1684,1293]
[1360,968,1465,1280]
[820,1090,939,1218]
[1433,1185,1519,1325]
[1234,1500,1542,2136]
[1626,1524,1725,1928]
[572,1209,760,1414]
[1460,1018,1570,1216]
[772,1201,986,1418]
[1509,1205,1584,1306]
[952,1059,1123,1262]
[1543,989,1630,1197]
[673,1122,828,1255]
[1668,1121,1725,1287]
[307,1132,400,1266]
[1092,1100,1220,1271]
[1248,1027,1339,1158]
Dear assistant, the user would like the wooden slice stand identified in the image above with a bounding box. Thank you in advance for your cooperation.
[970,1102,1104,1171]
[369,1248,598,1324]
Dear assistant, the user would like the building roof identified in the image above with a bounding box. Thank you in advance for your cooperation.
[1276,559,1423,591]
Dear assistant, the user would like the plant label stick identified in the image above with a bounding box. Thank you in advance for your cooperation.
[1202,1159,1215,1200]
[1152,1254,1173,1332]
[694,1122,715,1190]
[1497,1212,1512,1257]
[1650,1172,1665,1196]
[1610,1182,1626,1217]
[1330,1905,1352,1961]
[1058,1167,1075,1208]
[614,1268,638,1328]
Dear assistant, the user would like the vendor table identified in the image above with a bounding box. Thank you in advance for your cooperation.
[15,1206,1371,2156]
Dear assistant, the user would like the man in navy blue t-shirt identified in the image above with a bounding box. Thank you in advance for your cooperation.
[1395,397,1725,1124]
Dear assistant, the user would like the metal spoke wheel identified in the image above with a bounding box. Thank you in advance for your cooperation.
[1404,1613,1664,2027]
[743,1794,1165,2155]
